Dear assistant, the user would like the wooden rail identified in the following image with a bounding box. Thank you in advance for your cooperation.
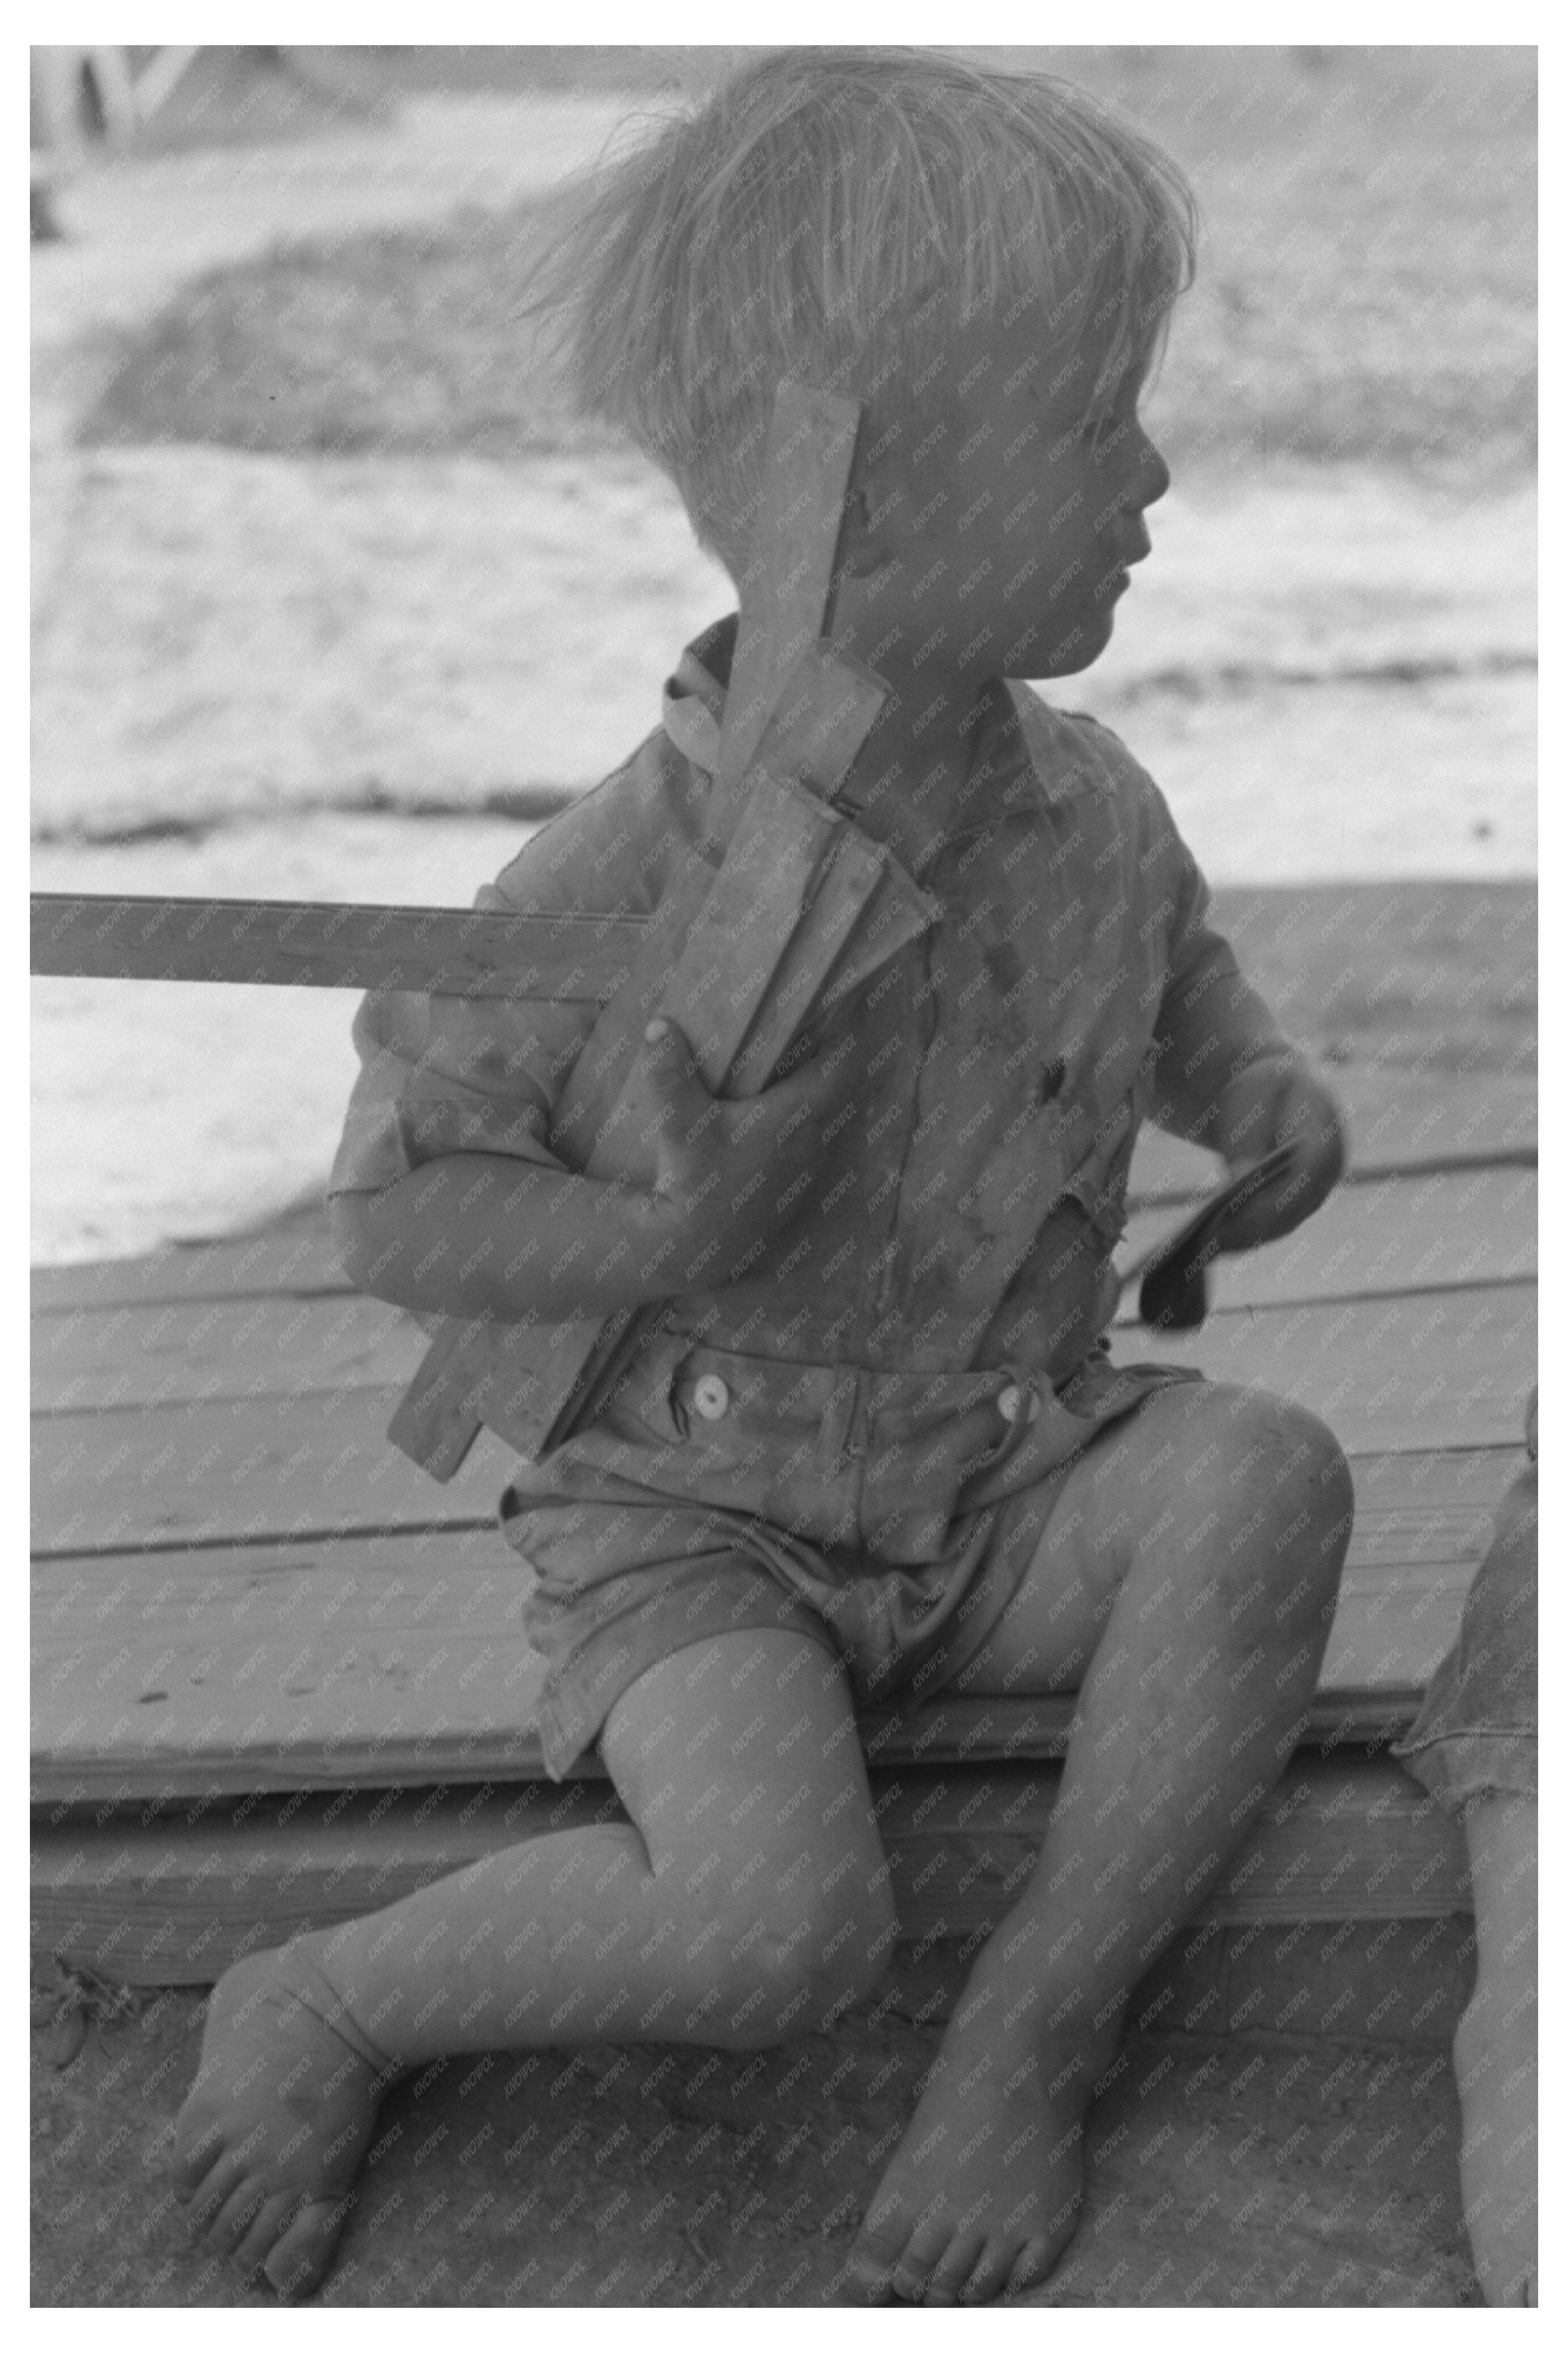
[31,891,653,1003]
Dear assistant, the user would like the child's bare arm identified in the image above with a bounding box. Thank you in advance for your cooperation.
[332,1153,675,1324]
[333,1014,857,1322]
[1148,929,1345,1246]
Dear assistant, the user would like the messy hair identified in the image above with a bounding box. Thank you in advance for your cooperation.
[522,48,1197,571]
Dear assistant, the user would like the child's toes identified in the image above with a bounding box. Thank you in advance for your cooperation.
[185,2148,248,2237]
[207,2175,272,2254]
[957,2236,1015,2304]
[921,2229,987,2304]
[264,2196,351,2302]
[890,2213,954,2301]
[842,2224,909,2303]
[1003,2235,1058,2300]
[233,2192,304,2277]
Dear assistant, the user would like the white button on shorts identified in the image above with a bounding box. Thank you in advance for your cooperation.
[997,1384,1040,1425]
[692,1373,730,1421]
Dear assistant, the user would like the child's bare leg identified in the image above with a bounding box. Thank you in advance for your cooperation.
[1453,1792,1537,2305]
[847,1383,1352,2305]
[173,1627,894,2300]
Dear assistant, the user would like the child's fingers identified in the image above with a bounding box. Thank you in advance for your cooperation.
[638,1017,707,1101]
[1218,1127,1341,1249]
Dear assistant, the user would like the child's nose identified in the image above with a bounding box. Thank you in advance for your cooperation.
[1129,430,1170,510]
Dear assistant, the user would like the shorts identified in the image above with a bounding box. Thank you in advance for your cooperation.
[497,1327,1201,1778]
[1393,1391,1537,1812]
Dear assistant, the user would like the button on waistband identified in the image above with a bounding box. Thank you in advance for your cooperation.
[997,1383,1041,1425]
[692,1373,730,1421]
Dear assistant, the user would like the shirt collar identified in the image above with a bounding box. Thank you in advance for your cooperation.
[660,615,735,776]
[661,617,1079,851]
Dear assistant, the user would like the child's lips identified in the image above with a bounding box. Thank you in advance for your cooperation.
[1102,539,1148,597]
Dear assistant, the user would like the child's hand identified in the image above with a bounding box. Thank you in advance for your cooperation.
[625,1017,857,1278]
[1211,1052,1346,1250]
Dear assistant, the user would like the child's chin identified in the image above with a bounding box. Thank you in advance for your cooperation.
[1034,616,1115,678]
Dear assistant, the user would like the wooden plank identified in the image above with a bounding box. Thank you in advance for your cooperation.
[1117,1166,1535,1317]
[27,1069,1532,1316]
[31,1216,350,1315]
[31,1171,1534,1406]
[29,1276,1533,1555]
[29,1754,1469,1991]
[17,1674,1450,1806]
[1117,1282,1535,1452]
[717,383,865,793]
[29,892,652,1000]
[27,1430,1516,1562]
[1350,1440,1518,1526]
[29,1387,520,1556]
[1319,1565,1476,1696]
[29,1303,1520,1562]
[1126,1065,1536,1206]
[28,1440,1514,1571]
[30,1459,1512,1802]
[869,1755,1471,1941]
[31,1293,421,1413]
[1346,1451,1516,1571]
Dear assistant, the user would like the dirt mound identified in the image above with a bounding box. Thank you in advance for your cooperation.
[78,48,1536,475]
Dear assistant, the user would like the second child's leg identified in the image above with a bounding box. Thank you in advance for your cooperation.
[173,1627,895,2299]
[847,1381,1353,2304]
[1453,1792,1537,2304]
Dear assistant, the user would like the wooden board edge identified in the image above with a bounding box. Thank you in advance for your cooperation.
[31,1753,1470,1990]
[29,1688,1425,1806]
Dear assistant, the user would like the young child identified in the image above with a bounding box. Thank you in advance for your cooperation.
[172,50,1354,2305]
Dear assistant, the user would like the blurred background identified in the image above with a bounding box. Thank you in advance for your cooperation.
[31,45,1536,1261]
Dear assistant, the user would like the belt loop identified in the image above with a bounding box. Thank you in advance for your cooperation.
[814,1371,861,1472]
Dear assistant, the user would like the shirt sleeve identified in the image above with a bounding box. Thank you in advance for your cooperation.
[325,730,707,1203]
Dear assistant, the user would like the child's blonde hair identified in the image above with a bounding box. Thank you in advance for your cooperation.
[524,48,1196,573]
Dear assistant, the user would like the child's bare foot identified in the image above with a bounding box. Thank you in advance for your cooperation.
[172,1938,394,2299]
[844,1984,1116,2305]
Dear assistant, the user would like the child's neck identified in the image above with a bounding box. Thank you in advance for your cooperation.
[823,663,1009,868]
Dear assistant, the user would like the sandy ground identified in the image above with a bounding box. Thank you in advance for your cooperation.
[29,92,645,406]
[31,85,1536,1265]
[33,1965,1479,2308]
[32,442,1534,857]
[32,816,528,1261]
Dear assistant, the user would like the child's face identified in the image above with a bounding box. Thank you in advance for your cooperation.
[839,301,1171,690]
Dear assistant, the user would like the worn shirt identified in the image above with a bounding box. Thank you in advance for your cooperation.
[330,615,1278,1450]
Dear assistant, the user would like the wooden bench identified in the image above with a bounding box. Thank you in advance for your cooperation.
[32,1038,1535,2002]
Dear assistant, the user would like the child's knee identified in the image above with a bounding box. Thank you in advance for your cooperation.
[717,1839,897,2047]
[1184,1388,1352,1601]
[1209,1389,1348,1506]
[1259,1396,1351,1527]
